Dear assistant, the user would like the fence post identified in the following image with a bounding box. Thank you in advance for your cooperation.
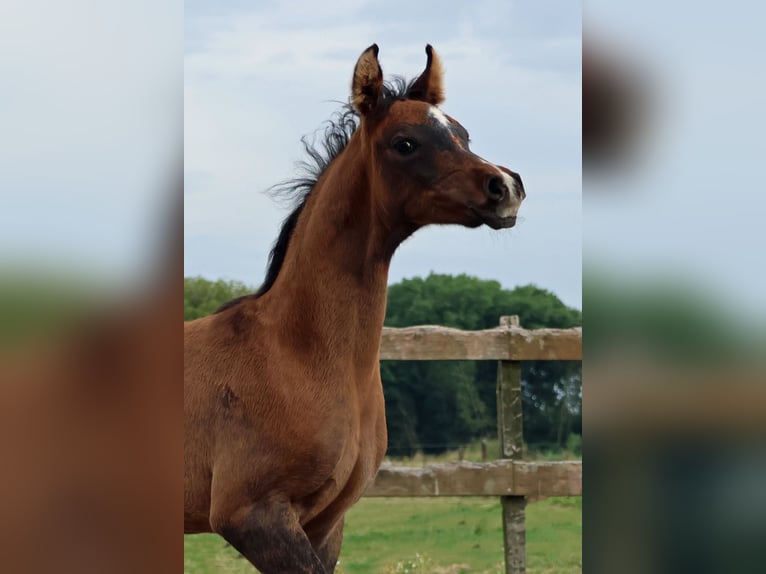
[497,315,526,573]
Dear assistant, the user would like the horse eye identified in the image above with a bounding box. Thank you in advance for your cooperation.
[393,138,418,156]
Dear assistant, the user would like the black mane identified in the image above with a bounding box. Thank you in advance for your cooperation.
[215,77,416,314]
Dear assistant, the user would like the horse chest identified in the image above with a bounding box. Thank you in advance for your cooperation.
[297,434,378,528]
[296,384,386,525]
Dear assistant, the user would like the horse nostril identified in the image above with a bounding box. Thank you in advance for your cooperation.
[485,175,508,201]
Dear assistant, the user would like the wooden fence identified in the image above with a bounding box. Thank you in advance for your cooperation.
[364,316,583,574]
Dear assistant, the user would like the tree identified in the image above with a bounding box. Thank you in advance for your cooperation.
[383,274,582,454]
[181,273,583,455]
[184,277,252,321]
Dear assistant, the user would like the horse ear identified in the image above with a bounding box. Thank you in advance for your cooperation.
[408,44,445,105]
[352,44,384,115]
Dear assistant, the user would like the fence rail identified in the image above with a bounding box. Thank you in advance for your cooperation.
[366,460,582,499]
[380,324,582,361]
[367,316,582,574]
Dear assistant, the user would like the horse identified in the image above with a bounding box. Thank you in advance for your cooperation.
[184,44,525,573]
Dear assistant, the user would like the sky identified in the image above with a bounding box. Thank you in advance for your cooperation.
[184,0,583,310]
[583,1,766,321]
[4,1,764,321]
[1,0,180,292]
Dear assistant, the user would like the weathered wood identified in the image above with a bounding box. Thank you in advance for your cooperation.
[502,497,526,572]
[505,326,581,360]
[500,315,520,328]
[364,460,582,498]
[498,316,526,574]
[373,317,583,574]
[497,360,523,459]
[379,325,582,361]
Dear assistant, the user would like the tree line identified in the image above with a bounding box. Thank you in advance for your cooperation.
[184,274,582,456]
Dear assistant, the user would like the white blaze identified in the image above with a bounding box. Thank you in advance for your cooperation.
[498,171,523,218]
[478,158,524,218]
[427,106,452,130]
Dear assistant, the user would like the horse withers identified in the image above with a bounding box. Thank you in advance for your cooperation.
[184,44,525,573]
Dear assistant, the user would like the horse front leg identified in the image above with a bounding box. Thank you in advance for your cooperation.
[314,517,345,573]
[213,501,327,574]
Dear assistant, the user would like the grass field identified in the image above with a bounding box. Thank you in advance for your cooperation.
[183,496,581,574]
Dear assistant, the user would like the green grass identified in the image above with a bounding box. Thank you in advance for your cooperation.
[183,496,581,574]
[386,438,581,467]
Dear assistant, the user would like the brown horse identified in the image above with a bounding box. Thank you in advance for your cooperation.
[184,44,525,573]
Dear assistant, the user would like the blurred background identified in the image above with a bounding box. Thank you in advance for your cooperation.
[1,1,182,573]
[584,2,766,573]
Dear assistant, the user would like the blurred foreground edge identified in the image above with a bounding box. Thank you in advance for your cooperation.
[0,185,183,574]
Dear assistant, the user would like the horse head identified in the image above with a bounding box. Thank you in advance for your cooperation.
[351,44,525,234]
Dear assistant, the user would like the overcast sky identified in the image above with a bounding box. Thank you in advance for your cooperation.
[583,1,766,322]
[1,1,180,290]
[184,0,582,309]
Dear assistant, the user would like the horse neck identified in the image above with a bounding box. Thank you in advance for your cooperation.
[263,136,397,370]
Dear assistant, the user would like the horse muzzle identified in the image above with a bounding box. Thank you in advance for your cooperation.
[473,168,524,228]
[470,206,518,229]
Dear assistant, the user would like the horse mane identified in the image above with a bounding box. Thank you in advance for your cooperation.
[215,77,416,314]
